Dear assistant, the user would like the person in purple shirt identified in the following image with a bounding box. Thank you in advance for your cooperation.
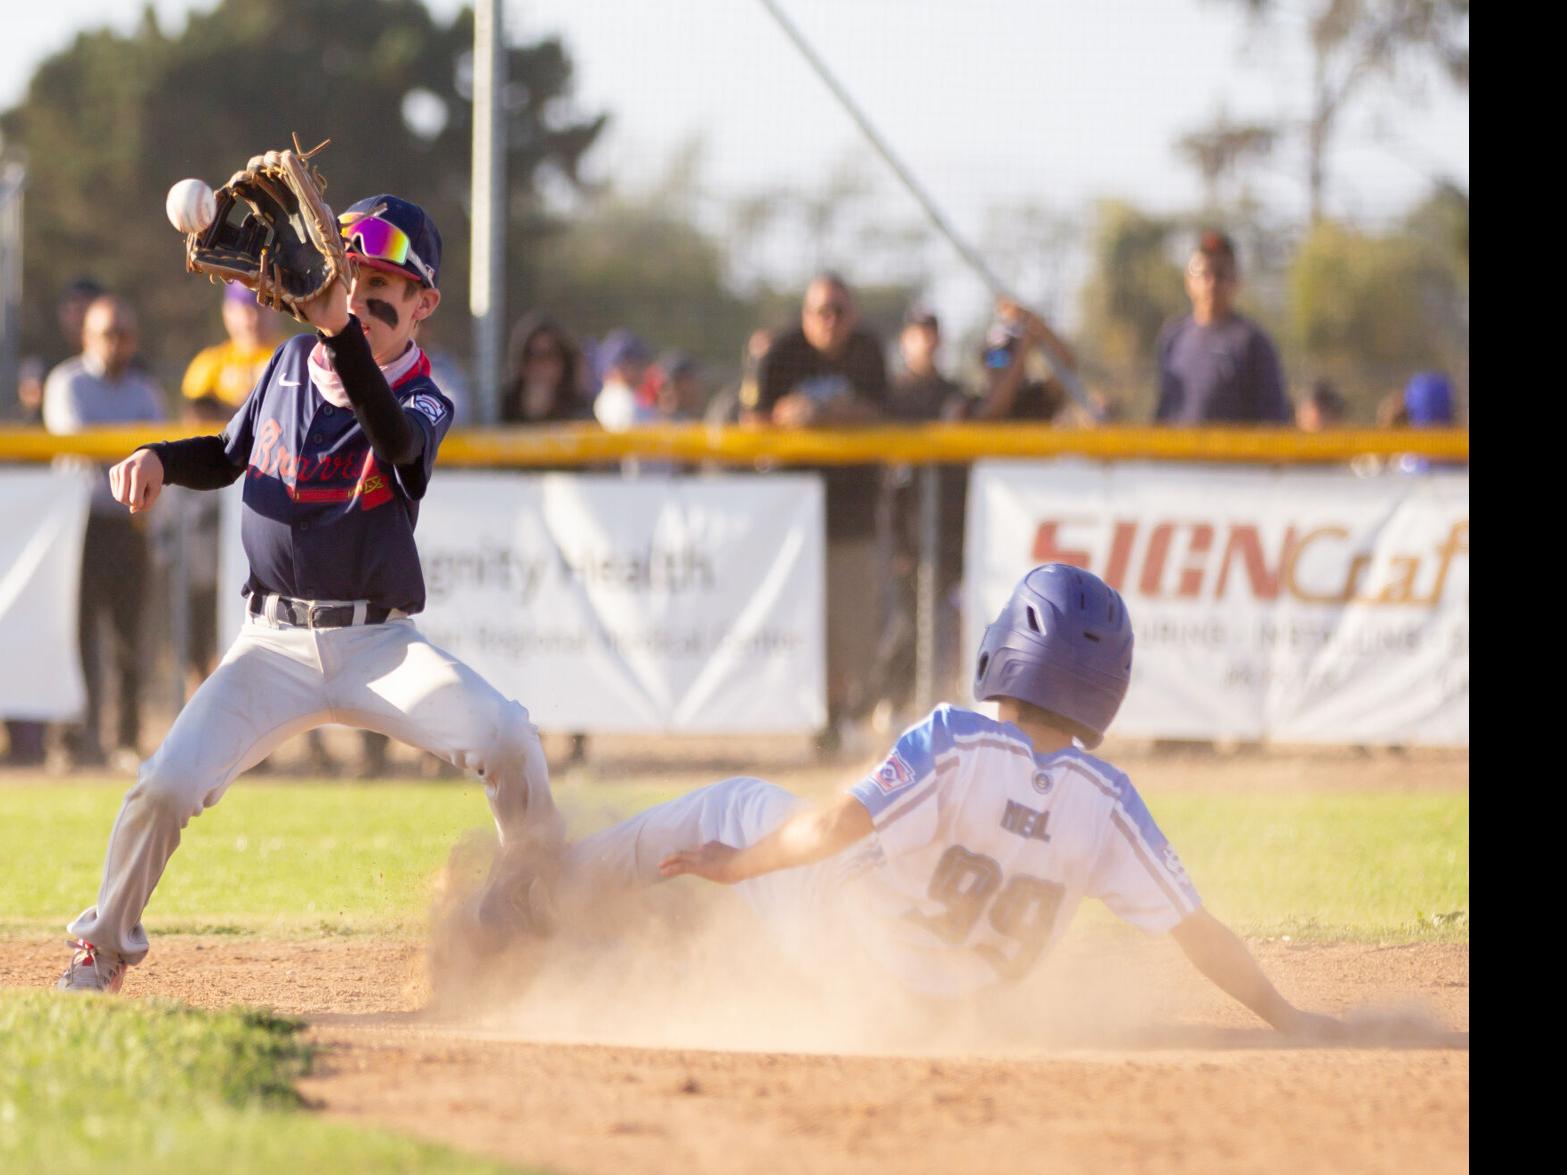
[1154,231,1290,425]
[55,195,563,994]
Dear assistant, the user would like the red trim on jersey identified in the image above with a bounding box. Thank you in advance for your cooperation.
[390,349,432,390]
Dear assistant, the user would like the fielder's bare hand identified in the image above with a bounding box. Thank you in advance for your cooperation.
[109,449,166,514]
[659,841,746,884]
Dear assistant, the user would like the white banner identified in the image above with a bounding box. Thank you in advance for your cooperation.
[0,466,92,719]
[965,460,1469,747]
[222,472,826,733]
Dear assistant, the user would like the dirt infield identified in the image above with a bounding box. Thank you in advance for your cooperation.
[2,931,1468,1174]
[0,746,1468,1172]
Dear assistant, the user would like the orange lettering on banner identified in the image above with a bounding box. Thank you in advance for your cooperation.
[1285,527,1359,604]
[1025,515,1466,608]
[1176,524,1213,598]
[1139,523,1173,596]
[1103,520,1137,590]
[1365,556,1421,605]
[1214,525,1292,600]
[1353,518,1469,606]
[1030,521,1092,568]
[1137,522,1216,598]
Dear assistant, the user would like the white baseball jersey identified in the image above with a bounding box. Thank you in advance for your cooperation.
[837,705,1201,998]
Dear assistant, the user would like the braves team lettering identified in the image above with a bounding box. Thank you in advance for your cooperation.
[250,417,391,509]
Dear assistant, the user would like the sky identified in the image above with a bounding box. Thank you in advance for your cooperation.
[1,0,1468,333]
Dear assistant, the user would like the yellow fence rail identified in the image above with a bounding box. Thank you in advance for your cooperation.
[0,423,1470,466]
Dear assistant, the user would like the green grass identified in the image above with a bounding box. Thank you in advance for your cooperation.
[1087,792,1469,942]
[0,779,1467,943]
[0,780,499,936]
[0,991,520,1174]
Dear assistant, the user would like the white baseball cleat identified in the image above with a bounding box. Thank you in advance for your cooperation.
[55,938,126,994]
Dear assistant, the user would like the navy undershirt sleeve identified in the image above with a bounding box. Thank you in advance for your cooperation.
[140,436,244,490]
[320,316,423,467]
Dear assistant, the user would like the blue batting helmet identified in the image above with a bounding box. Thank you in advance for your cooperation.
[973,563,1133,748]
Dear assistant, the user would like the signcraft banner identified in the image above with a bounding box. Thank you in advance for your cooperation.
[965,461,1469,746]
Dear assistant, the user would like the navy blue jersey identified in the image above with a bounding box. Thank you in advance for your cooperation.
[221,334,454,612]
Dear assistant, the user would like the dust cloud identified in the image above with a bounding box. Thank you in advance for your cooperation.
[420,830,1459,1056]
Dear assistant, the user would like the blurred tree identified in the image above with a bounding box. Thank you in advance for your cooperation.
[1224,0,1469,222]
[0,0,603,386]
[1075,200,1187,416]
[979,200,1076,326]
[524,192,755,371]
[1404,178,1468,292]
[1286,196,1466,417]
[1175,108,1279,212]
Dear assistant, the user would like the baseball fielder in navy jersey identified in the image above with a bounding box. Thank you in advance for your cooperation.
[565,565,1346,1038]
[57,195,561,993]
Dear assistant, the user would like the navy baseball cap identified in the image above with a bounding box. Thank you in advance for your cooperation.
[597,328,654,374]
[340,195,442,289]
[1404,371,1455,425]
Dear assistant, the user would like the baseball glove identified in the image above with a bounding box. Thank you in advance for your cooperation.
[185,134,347,322]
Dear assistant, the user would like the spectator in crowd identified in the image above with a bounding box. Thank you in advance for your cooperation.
[747,272,888,753]
[593,329,658,432]
[1375,388,1410,427]
[603,351,707,478]
[705,328,773,427]
[1404,371,1456,428]
[887,307,966,422]
[1154,230,1290,424]
[872,296,1078,723]
[6,278,106,767]
[650,351,706,422]
[42,295,165,771]
[864,307,967,732]
[1088,390,1126,423]
[16,277,107,426]
[500,312,598,770]
[181,282,284,422]
[1296,379,1348,432]
[959,299,1076,424]
[1393,370,1461,474]
[500,314,592,424]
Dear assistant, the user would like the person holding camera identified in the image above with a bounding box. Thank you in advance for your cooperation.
[960,298,1077,423]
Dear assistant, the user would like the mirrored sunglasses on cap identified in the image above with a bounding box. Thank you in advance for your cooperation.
[339,209,436,286]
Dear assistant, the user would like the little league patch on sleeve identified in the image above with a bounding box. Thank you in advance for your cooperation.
[869,750,917,794]
[409,393,448,424]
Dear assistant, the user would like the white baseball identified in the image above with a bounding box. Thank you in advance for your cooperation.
[166,178,216,235]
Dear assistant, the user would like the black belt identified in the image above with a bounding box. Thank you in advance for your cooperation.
[248,594,393,628]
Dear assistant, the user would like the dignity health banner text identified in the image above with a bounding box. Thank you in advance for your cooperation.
[222,471,826,733]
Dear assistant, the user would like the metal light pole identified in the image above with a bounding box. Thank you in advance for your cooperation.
[0,164,25,419]
[470,0,507,424]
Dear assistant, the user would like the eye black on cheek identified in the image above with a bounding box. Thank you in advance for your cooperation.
[364,298,400,329]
